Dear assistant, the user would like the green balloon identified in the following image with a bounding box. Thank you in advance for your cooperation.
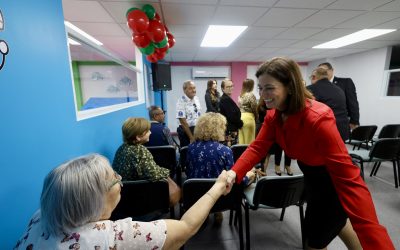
[126,7,139,17]
[154,37,168,48]
[139,43,155,55]
[142,4,156,19]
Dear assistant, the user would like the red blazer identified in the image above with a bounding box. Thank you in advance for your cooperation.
[231,99,394,250]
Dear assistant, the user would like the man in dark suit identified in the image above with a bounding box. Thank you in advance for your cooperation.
[308,68,350,141]
[318,62,360,130]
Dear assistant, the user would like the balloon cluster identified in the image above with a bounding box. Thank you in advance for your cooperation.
[126,4,175,63]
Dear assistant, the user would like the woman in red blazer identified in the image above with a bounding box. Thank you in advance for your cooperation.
[226,57,394,250]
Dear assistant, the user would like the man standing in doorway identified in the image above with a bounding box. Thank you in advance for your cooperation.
[319,62,360,130]
[176,80,201,147]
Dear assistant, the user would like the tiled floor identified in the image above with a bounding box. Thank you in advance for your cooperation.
[183,147,400,249]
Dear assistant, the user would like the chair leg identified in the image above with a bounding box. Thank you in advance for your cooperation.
[229,209,234,225]
[280,207,286,221]
[237,207,244,250]
[245,204,250,250]
[299,204,305,250]
[370,162,378,177]
[393,160,398,188]
[373,162,382,176]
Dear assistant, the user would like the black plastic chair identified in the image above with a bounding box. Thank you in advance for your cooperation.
[110,179,173,221]
[243,175,305,250]
[179,146,188,173]
[347,125,377,150]
[373,124,400,142]
[231,144,249,162]
[349,138,400,188]
[181,179,244,250]
[147,145,181,186]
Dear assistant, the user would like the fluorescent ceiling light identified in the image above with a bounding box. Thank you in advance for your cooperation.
[68,37,81,46]
[313,29,396,49]
[64,21,103,46]
[201,25,247,47]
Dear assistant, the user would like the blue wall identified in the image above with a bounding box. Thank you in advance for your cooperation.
[0,1,149,248]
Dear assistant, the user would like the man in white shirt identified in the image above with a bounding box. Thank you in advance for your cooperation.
[176,80,201,147]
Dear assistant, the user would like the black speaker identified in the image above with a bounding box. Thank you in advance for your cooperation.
[152,61,172,91]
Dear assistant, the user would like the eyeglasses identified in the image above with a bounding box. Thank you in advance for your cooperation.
[108,171,123,191]
[156,110,165,115]
[193,103,198,113]
[225,85,233,89]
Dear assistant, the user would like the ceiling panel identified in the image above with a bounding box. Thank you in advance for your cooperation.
[63,0,400,63]
[212,6,268,25]
[296,10,365,28]
[255,8,318,27]
[274,0,335,9]
[335,11,400,28]
[326,0,393,11]
[162,4,216,25]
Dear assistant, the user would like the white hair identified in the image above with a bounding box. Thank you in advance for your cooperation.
[40,154,111,236]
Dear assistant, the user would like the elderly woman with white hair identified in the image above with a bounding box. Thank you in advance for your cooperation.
[14,154,230,249]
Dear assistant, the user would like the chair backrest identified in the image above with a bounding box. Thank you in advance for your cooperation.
[378,124,400,139]
[111,179,170,221]
[252,175,304,209]
[231,144,249,162]
[146,145,177,176]
[349,125,377,142]
[181,178,243,213]
[369,138,400,160]
[179,146,188,172]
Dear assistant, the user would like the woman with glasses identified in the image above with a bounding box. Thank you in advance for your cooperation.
[219,78,243,146]
[15,154,232,250]
[112,117,180,207]
[226,57,394,250]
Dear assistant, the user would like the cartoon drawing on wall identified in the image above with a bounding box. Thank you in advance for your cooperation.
[0,9,9,71]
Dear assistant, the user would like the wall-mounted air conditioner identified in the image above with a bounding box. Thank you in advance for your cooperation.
[192,66,230,78]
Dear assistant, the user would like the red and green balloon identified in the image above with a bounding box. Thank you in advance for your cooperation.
[126,4,175,62]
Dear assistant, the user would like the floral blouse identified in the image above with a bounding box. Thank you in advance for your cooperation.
[238,92,258,119]
[112,143,169,181]
[14,210,167,250]
[186,140,234,178]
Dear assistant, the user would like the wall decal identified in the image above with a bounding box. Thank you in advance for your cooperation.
[0,9,9,71]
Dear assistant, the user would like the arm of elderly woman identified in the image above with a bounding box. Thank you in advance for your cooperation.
[162,170,229,250]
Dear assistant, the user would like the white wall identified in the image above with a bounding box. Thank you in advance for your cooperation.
[166,66,230,132]
[308,47,400,132]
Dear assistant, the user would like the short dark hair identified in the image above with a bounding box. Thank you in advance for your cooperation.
[318,62,333,70]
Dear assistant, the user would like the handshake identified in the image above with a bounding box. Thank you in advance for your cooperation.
[213,170,238,196]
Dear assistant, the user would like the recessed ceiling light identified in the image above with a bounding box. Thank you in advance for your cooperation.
[201,25,248,47]
[68,37,81,46]
[64,21,103,46]
[313,29,396,49]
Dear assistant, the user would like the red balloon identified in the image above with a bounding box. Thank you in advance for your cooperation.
[154,13,161,21]
[154,48,166,60]
[132,33,151,48]
[146,54,158,63]
[164,24,169,33]
[167,33,175,48]
[127,10,149,34]
[148,20,166,43]
[158,43,169,53]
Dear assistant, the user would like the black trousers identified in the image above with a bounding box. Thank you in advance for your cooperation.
[177,125,195,147]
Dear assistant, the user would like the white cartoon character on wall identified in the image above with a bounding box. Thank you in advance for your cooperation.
[0,9,9,71]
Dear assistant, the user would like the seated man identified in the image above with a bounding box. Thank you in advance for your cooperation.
[145,105,177,148]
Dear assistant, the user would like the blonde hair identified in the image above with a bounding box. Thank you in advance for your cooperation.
[122,117,150,144]
[194,112,226,141]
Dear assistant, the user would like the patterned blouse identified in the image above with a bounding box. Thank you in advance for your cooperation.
[238,92,258,119]
[112,143,169,181]
[186,140,234,179]
[14,210,166,250]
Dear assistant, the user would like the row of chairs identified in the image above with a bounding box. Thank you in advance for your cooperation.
[111,144,306,249]
[347,124,400,188]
